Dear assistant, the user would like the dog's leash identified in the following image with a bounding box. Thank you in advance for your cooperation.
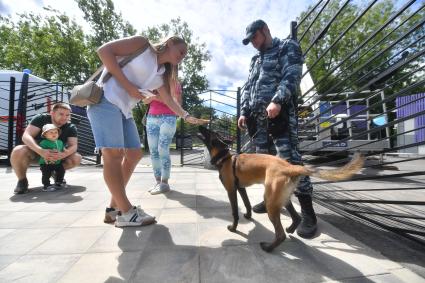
[241,110,270,153]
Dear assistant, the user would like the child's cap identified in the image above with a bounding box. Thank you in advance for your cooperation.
[41,124,61,137]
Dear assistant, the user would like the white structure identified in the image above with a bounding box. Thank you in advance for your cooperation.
[0,70,64,152]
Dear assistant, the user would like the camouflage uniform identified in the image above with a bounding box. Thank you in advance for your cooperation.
[241,37,313,196]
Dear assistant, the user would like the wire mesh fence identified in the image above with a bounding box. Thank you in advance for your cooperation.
[295,0,424,245]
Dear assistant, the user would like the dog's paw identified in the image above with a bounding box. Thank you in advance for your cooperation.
[227,224,237,232]
[244,212,252,219]
[260,242,274,253]
[286,219,301,234]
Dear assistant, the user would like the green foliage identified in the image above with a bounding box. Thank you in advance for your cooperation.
[0,0,213,132]
[75,0,138,77]
[0,8,91,83]
[75,0,136,47]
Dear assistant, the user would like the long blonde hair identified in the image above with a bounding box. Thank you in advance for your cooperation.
[150,36,186,97]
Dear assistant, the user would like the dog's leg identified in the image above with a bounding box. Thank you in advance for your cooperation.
[285,200,301,234]
[237,187,252,219]
[260,184,286,253]
[260,200,286,253]
[226,187,239,232]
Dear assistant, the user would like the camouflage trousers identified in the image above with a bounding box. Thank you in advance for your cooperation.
[247,116,313,196]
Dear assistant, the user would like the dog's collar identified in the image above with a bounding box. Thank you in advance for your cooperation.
[210,149,231,168]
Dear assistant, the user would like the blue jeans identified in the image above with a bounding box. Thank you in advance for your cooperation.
[146,115,177,181]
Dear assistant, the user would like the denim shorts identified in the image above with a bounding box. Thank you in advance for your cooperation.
[87,96,142,151]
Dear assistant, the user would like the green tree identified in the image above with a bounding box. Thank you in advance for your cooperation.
[76,0,136,47]
[0,1,213,125]
[75,0,137,73]
[0,8,91,83]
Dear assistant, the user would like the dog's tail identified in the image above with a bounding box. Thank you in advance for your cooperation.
[289,153,364,181]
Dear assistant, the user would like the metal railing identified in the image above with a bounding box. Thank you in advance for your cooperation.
[296,0,425,245]
[0,75,99,165]
[178,88,239,167]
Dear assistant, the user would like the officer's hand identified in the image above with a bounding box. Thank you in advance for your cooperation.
[237,116,247,130]
[266,103,281,119]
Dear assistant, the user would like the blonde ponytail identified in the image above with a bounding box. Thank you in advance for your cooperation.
[150,36,186,97]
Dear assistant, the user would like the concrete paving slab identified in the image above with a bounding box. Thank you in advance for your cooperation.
[0,254,81,283]
[88,225,155,253]
[0,163,423,283]
[0,255,19,271]
[29,227,108,255]
[164,196,197,209]
[58,251,141,283]
[131,245,199,283]
[149,223,199,246]
[0,228,61,255]
[199,245,266,283]
[158,207,199,223]
[0,211,51,228]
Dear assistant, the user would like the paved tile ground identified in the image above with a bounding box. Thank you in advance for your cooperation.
[0,156,424,283]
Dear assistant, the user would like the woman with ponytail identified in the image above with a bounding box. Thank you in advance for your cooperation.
[88,35,206,227]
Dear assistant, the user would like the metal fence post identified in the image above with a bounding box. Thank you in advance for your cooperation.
[15,73,29,146]
[180,118,184,166]
[7,77,16,166]
[236,87,241,153]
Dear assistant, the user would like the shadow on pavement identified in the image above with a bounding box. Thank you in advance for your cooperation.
[318,212,425,278]
[107,222,377,282]
[9,185,86,203]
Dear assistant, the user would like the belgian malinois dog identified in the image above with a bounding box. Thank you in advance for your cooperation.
[198,126,364,252]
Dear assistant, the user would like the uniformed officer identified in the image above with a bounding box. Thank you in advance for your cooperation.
[238,19,317,238]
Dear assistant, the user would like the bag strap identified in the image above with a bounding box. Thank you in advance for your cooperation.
[85,43,151,84]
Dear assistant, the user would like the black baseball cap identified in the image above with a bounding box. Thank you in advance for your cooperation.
[242,19,266,45]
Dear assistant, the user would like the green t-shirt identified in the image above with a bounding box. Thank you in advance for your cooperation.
[38,139,65,165]
[30,113,77,144]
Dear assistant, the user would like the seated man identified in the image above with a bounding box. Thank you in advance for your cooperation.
[11,102,82,194]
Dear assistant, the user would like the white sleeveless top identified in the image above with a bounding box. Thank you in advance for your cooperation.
[98,47,165,119]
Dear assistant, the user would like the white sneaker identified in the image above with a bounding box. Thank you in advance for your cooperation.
[115,206,156,227]
[148,183,160,193]
[150,183,170,195]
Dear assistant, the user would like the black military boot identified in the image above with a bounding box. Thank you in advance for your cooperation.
[296,194,317,238]
[14,178,29,194]
[252,201,267,214]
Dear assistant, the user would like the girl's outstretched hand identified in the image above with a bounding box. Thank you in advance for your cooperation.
[185,116,210,125]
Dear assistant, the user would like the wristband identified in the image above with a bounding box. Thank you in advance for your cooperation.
[182,111,190,121]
